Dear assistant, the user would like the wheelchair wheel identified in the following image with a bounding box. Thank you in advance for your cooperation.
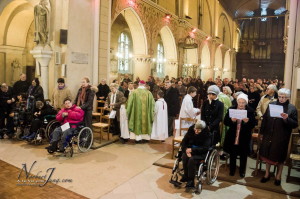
[45,120,60,141]
[206,149,220,185]
[77,127,93,152]
[195,182,203,195]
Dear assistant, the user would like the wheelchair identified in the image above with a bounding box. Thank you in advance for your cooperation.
[47,123,93,157]
[29,115,58,145]
[169,145,220,194]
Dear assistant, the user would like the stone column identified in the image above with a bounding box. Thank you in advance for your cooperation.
[30,45,53,99]
[284,0,298,89]
[133,55,152,81]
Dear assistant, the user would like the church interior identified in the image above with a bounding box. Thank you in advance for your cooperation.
[0,0,300,198]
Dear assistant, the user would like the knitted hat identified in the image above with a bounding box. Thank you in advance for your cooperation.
[207,85,220,95]
[237,93,248,104]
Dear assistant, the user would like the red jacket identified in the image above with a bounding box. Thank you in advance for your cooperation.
[56,104,84,128]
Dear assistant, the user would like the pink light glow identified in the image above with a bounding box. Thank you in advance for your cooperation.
[128,0,135,6]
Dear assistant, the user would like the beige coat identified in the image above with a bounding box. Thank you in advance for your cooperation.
[51,87,72,109]
[256,95,277,118]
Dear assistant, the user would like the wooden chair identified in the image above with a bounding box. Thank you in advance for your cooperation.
[92,100,106,122]
[171,117,195,159]
[92,107,111,142]
[286,131,300,182]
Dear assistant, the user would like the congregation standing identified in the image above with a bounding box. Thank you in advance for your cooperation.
[0,72,298,187]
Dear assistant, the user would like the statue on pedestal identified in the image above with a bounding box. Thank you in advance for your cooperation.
[34,0,50,45]
[11,59,21,85]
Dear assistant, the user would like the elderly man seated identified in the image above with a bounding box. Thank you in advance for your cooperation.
[46,98,84,153]
[181,120,213,188]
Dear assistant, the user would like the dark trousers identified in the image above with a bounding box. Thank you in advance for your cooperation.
[30,118,42,135]
[229,146,248,174]
[84,110,92,129]
[51,126,75,150]
[182,153,199,180]
[0,112,14,135]
[168,116,175,137]
[112,117,120,136]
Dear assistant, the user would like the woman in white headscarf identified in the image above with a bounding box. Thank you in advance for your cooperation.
[223,93,256,178]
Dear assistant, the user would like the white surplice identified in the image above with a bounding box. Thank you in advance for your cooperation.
[151,98,168,141]
[176,94,200,137]
[120,104,130,139]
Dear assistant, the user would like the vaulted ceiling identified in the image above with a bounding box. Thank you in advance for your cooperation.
[218,0,287,19]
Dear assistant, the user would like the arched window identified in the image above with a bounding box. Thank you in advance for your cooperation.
[117,32,131,73]
[156,42,165,76]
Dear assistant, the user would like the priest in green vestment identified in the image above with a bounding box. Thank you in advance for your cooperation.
[126,80,155,141]
[218,91,232,147]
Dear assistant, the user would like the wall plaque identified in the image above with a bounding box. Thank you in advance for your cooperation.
[71,52,88,64]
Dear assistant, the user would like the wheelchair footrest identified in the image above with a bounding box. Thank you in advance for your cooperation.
[169,179,182,187]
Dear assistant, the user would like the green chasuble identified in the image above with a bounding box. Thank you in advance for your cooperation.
[126,88,155,135]
[218,92,232,147]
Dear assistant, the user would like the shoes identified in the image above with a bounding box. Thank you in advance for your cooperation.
[21,135,28,140]
[180,176,188,182]
[57,148,65,153]
[185,181,195,188]
[274,179,281,186]
[0,135,3,139]
[239,173,245,178]
[260,176,270,183]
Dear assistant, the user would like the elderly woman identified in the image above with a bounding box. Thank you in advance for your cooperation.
[224,93,256,178]
[74,77,97,129]
[259,88,298,186]
[222,86,233,101]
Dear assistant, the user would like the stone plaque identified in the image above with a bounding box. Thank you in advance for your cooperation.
[71,52,88,64]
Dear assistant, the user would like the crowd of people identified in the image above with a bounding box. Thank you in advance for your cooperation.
[0,73,298,188]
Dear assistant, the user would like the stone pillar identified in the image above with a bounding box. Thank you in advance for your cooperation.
[133,55,151,81]
[30,45,53,99]
[284,0,298,89]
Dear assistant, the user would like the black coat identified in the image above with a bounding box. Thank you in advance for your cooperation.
[74,86,95,111]
[223,105,256,155]
[28,85,44,102]
[13,80,30,97]
[248,91,260,111]
[0,87,14,113]
[259,101,298,163]
[96,84,110,101]
[164,87,180,117]
[181,125,212,158]
[201,99,224,144]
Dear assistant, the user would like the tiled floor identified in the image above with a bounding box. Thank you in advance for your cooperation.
[0,136,298,199]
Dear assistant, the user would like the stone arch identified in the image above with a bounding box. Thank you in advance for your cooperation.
[111,7,148,80]
[0,0,36,84]
[218,13,232,47]
[200,43,212,80]
[159,26,177,78]
[115,7,148,56]
[223,50,232,79]
[214,46,223,79]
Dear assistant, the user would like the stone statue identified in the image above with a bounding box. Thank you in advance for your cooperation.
[11,59,21,85]
[34,0,49,45]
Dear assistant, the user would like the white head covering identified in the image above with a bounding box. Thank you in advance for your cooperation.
[207,85,220,95]
[237,93,248,104]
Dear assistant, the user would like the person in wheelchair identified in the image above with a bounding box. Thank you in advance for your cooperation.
[22,100,57,141]
[181,120,212,188]
[46,98,84,153]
